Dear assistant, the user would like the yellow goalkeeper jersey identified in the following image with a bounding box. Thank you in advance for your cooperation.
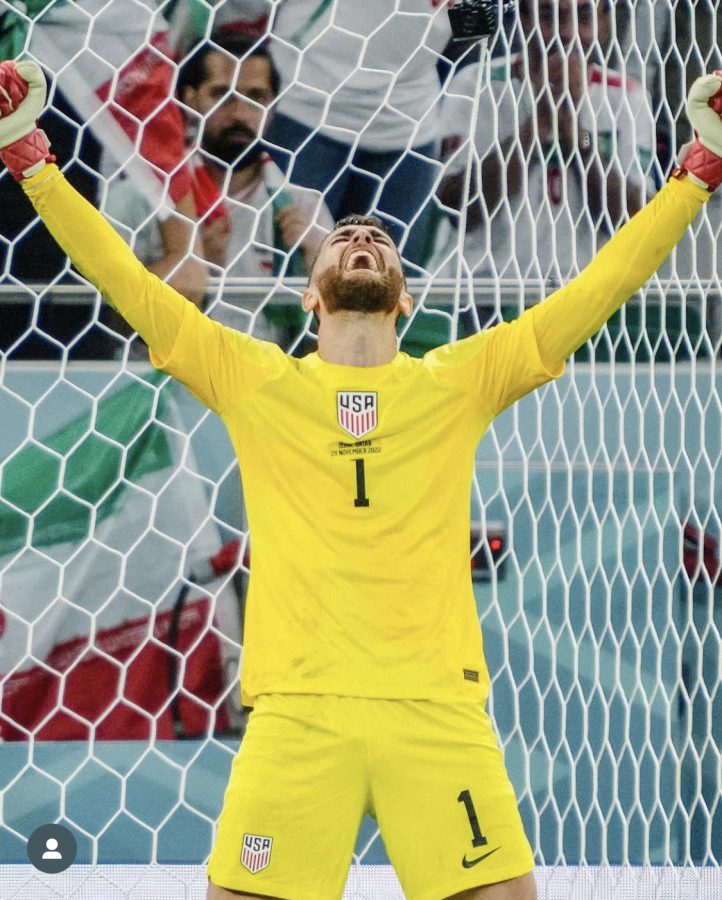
[166,319,560,704]
[23,167,708,704]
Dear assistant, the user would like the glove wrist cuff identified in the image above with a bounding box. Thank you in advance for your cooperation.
[673,137,722,192]
[0,127,55,181]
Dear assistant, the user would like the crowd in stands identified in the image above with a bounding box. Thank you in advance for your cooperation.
[0,0,719,359]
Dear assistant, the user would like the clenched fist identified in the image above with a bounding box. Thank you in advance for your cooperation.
[0,60,55,180]
[675,70,722,191]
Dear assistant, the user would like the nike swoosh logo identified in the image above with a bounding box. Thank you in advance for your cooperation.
[461,846,502,868]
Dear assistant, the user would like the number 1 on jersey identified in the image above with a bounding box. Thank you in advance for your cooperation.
[353,459,370,507]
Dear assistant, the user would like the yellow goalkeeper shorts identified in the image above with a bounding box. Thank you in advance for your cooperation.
[207,694,535,900]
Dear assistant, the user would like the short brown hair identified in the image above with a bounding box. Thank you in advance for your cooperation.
[333,214,392,235]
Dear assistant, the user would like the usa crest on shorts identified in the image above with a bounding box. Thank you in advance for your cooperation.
[240,833,273,873]
[337,391,378,439]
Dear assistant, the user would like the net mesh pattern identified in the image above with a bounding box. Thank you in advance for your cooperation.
[0,1,721,896]
[2,864,722,899]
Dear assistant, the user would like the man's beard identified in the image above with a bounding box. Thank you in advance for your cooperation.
[202,126,264,171]
[317,266,405,315]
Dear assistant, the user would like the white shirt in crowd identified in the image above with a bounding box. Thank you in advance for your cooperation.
[270,0,452,152]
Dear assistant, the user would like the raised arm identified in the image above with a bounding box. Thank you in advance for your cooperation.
[529,72,722,371]
[0,60,189,361]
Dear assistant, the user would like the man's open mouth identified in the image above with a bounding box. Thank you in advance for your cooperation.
[345,249,380,272]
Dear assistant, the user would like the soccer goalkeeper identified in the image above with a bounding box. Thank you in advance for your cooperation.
[2,59,721,900]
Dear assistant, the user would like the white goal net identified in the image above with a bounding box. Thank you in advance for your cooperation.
[0,1,721,898]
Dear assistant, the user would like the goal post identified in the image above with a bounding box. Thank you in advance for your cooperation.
[1,1,721,898]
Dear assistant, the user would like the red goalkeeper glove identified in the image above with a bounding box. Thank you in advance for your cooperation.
[0,60,55,180]
[673,70,722,192]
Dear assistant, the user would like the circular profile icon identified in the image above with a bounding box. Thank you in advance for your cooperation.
[27,824,77,874]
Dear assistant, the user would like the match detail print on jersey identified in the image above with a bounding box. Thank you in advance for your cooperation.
[337,391,378,439]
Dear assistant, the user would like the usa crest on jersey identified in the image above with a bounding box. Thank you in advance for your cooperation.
[337,392,378,439]
[241,833,273,874]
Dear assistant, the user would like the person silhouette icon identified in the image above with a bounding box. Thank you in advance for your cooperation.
[27,824,76,873]
[41,838,62,860]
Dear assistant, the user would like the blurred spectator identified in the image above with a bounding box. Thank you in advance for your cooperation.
[660,2,722,152]
[0,0,202,357]
[0,5,103,360]
[0,83,105,359]
[15,0,195,215]
[167,0,273,56]
[23,0,203,298]
[265,0,451,273]
[105,33,332,344]
[654,2,722,349]
[181,29,332,352]
[178,34,332,279]
[610,2,672,177]
[436,0,656,283]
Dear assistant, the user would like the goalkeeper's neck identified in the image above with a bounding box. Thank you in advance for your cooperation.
[316,310,401,367]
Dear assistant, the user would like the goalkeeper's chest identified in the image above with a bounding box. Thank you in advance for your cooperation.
[231,375,479,501]
[233,379,476,516]
[242,375,474,452]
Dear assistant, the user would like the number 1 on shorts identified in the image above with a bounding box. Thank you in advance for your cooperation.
[458,789,488,848]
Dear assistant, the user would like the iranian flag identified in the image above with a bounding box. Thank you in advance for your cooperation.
[0,374,242,741]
